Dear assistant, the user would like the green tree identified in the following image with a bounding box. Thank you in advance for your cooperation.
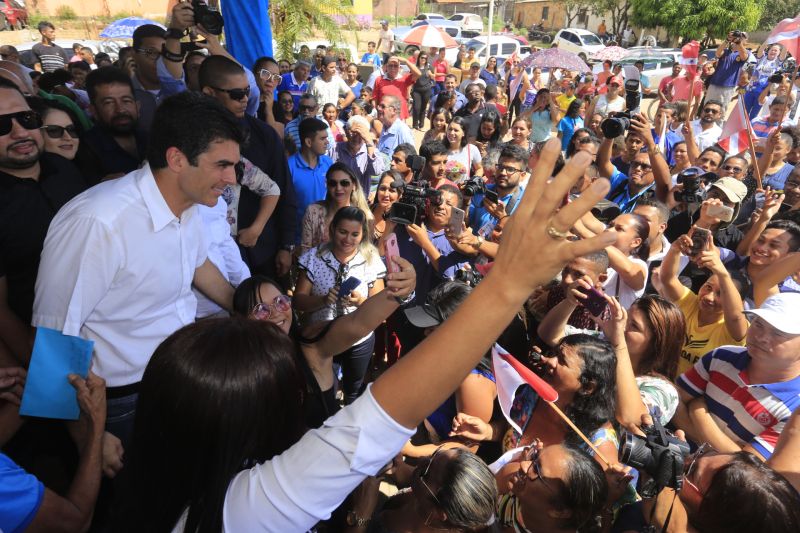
[758,0,800,29]
[630,0,763,44]
[593,0,632,38]
[270,0,355,61]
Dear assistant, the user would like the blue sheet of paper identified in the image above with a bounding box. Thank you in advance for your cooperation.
[19,327,94,420]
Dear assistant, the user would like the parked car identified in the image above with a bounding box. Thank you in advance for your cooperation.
[463,35,532,68]
[0,0,27,30]
[553,28,605,62]
[448,13,483,33]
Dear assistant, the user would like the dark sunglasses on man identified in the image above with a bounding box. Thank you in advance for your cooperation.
[0,110,43,136]
[211,86,251,101]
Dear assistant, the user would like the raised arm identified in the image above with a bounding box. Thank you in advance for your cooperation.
[629,113,671,203]
[735,190,783,256]
[371,140,617,429]
[694,242,748,341]
[660,234,691,303]
[753,252,800,307]
[597,137,616,178]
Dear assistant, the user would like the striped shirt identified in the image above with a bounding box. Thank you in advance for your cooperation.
[751,118,780,138]
[677,346,800,458]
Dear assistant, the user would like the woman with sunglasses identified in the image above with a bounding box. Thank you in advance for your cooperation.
[36,98,82,161]
[273,89,295,126]
[253,56,283,132]
[300,163,373,254]
[564,128,595,159]
[345,447,497,533]
[295,206,385,405]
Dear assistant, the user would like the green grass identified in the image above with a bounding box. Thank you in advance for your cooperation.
[54,5,77,20]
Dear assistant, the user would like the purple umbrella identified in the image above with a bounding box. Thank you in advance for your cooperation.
[519,47,590,73]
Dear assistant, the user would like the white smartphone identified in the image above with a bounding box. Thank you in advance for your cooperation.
[385,232,400,274]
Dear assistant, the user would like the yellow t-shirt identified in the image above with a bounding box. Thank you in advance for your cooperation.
[556,93,576,117]
[675,288,745,376]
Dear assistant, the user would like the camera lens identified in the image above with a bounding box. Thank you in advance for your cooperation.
[600,117,629,139]
[619,431,656,473]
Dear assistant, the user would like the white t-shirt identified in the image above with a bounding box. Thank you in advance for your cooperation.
[603,255,648,310]
[690,120,723,151]
[594,94,625,115]
[379,29,395,54]
[446,144,482,182]
[309,75,352,107]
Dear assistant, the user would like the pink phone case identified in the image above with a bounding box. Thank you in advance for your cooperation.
[385,233,400,274]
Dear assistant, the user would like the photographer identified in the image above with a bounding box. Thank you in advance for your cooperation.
[597,113,672,211]
[706,31,751,116]
[467,144,528,230]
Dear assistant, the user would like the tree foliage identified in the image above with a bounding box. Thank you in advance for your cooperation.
[758,0,800,29]
[630,0,764,42]
[270,0,355,62]
[593,0,632,38]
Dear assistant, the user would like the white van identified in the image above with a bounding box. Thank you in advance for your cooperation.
[448,13,484,33]
[463,36,531,67]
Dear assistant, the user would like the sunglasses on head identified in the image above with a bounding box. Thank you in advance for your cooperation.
[328,179,352,188]
[0,110,43,136]
[259,69,282,83]
[42,124,78,139]
[212,86,251,101]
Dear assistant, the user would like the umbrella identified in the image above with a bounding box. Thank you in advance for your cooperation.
[100,17,166,39]
[617,47,673,64]
[591,46,627,62]
[403,21,459,49]
[520,48,590,73]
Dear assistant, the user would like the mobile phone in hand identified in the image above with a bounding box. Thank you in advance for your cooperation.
[690,227,711,257]
[385,233,400,274]
[485,189,499,204]
[338,277,361,298]
[447,206,465,235]
[577,286,608,317]
[705,204,734,223]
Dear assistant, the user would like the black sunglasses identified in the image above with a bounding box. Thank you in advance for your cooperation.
[0,111,43,136]
[41,124,78,139]
[212,86,251,101]
[327,179,352,188]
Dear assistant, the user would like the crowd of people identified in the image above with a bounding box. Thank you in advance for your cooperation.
[2,6,800,533]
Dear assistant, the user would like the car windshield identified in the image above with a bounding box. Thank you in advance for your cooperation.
[581,34,602,45]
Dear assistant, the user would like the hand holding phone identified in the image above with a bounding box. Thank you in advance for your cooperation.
[705,203,734,223]
[447,206,466,235]
[577,285,608,317]
[385,233,400,274]
[337,277,361,299]
[689,227,711,258]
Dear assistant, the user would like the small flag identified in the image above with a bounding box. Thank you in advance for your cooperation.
[717,97,750,154]
[765,17,800,61]
[680,40,700,79]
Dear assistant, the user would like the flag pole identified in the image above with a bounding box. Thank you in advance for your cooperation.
[741,92,764,190]
[544,401,613,467]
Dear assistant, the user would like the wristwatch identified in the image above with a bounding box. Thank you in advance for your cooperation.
[164,27,186,40]
[346,510,371,527]
[471,235,484,250]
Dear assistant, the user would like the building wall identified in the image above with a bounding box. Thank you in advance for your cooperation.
[512,2,566,31]
[34,0,170,17]
[372,0,419,20]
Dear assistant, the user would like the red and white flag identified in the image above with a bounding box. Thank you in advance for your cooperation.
[717,97,750,154]
[765,17,800,61]
[680,40,700,78]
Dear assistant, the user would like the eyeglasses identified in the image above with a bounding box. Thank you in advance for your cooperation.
[630,161,653,171]
[212,86,251,101]
[251,294,292,321]
[259,69,282,83]
[496,164,523,174]
[299,104,317,112]
[721,164,744,174]
[517,446,553,492]
[41,124,78,139]
[135,47,161,59]
[0,110,43,136]
[327,179,352,188]
[702,107,720,114]
[418,446,444,506]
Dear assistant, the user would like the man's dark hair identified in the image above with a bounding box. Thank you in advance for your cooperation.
[700,145,726,162]
[420,139,448,161]
[771,96,788,108]
[132,24,166,50]
[781,125,800,149]
[85,66,135,104]
[445,73,457,81]
[765,219,800,252]
[634,198,670,224]
[484,84,497,100]
[298,117,327,145]
[147,91,244,170]
[393,143,416,158]
[322,55,336,67]
[0,76,23,96]
[95,52,112,64]
[68,60,91,73]
[437,183,464,208]
[37,21,55,33]
[499,143,529,166]
[118,47,135,62]
[368,41,376,46]
[661,102,677,115]
[703,98,724,110]
[198,55,246,91]
[578,250,610,272]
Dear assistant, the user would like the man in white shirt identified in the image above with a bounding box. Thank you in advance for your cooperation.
[376,20,395,64]
[308,55,356,109]
[32,92,240,447]
[690,99,724,151]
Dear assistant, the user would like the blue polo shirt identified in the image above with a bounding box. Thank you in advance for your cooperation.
[469,183,527,230]
[361,53,382,68]
[288,152,333,243]
[709,49,749,88]
[606,167,655,213]
[0,453,44,533]
[277,72,308,112]
[377,119,415,158]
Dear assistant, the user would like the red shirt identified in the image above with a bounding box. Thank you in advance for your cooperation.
[433,59,449,82]
[671,76,704,102]
[658,75,675,103]
[374,74,415,119]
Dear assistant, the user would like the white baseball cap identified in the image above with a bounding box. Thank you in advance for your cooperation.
[744,293,800,335]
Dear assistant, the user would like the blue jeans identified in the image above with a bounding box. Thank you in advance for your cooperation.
[105,392,138,452]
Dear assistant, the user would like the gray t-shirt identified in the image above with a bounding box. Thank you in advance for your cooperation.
[32,43,69,72]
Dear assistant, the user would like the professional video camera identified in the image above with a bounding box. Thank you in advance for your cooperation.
[600,80,642,138]
[192,0,224,35]
[619,418,691,490]
[729,30,747,43]
[673,167,718,205]
[388,155,443,225]
[769,58,798,83]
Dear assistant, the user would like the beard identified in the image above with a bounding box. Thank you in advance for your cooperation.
[103,113,138,135]
[0,140,41,169]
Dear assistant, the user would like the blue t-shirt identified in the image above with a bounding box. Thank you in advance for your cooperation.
[762,162,794,190]
[0,453,44,533]
[288,153,334,243]
[709,49,749,88]
[606,167,655,213]
[480,69,498,86]
[558,116,584,152]
[745,79,769,120]
[361,53,382,68]
[469,183,527,230]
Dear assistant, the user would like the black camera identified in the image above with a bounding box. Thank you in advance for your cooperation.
[673,167,717,204]
[388,155,443,225]
[591,199,621,224]
[769,72,785,84]
[455,266,483,287]
[619,418,691,490]
[192,0,224,35]
[624,78,641,114]
[730,30,746,40]
[461,176,486,197]
[600,111,631,139]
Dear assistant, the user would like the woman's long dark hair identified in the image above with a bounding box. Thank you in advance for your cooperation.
[273,89,294,123]
[555,334,616,442]
[434,90,455,111]
[115,318,306,533]
[446,116,470,149]
[565,99,583,119]
[476,108,502,144]
[565,128,595,158]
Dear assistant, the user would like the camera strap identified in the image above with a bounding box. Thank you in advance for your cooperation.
[504,186,524,217]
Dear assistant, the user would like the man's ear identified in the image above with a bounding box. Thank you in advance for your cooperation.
[201,86,215,98]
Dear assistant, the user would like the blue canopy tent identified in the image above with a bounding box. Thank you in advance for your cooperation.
[221,0,274,72]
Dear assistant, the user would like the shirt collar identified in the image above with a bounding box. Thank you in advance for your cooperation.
[137,163,181,232]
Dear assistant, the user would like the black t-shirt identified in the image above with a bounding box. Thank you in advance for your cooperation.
[0,153,88,323]
[32,43,69,72]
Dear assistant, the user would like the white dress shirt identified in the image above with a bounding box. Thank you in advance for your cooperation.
[195,198,250,318]
[690,120,723,152]
[33,164,208,386]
